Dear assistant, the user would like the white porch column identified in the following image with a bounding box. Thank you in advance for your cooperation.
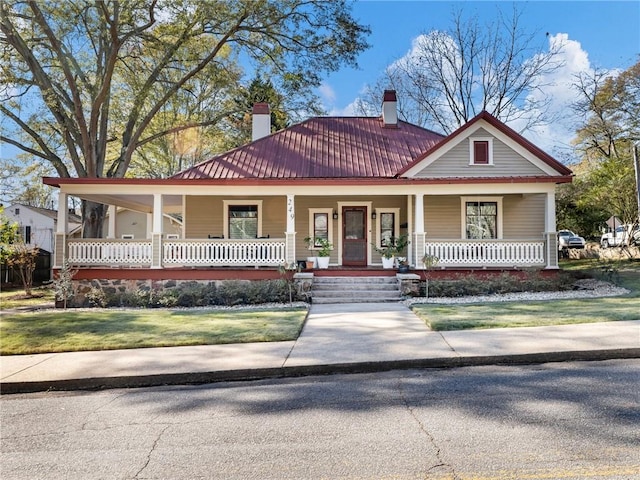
[285,194,296,265]
[151,194,163,269]
[107,205,117,239]
[54,192,69,268]
[545,191,559,269]
[413,193,425,268]
[146,213,153,239]
[406,195,413,266]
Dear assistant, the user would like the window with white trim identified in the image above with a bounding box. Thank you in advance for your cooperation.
[223,200,263,239]
[308,208,333,248]
[20,225,32,243]
[461,197,503,239]
[469,137,493,165]
[375,208,400,247]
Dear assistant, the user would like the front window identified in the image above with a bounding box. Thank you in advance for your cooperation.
[380,212,395,247]
[223,200,263,239]
[308,208,333,248]
[313,212,329,246]
[465,201,497,239]
[228,205,258,239]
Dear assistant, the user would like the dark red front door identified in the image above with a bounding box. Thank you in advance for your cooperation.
[342,207,367,266]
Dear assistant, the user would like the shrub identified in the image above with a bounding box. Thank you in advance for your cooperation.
[420,271,573,297]
[86,287,107,308]
[75,279,300,308]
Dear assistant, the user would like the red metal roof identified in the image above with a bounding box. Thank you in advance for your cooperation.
[172,117,445,180]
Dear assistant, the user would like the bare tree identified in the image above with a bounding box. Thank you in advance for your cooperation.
[357,5,563,134]
[0,0,369,236]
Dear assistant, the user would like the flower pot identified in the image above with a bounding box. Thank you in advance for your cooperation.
[306,256,317,269]
[381,256,395,269]
[398,264,410,274]
[316,256,330,269]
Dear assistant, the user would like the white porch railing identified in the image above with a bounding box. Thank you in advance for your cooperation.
[163,238,286,267]
[67,238,287,267]
[67,239,153,266]
[424,239,546,267]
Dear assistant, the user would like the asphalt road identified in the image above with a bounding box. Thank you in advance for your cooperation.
[2,359,638,479]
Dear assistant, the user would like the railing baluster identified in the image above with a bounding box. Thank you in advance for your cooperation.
[424,239,545,267]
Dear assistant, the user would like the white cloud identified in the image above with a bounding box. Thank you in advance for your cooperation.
[514,33,608,160]
[318,82,337,105]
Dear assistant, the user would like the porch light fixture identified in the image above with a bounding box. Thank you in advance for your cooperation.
[371,211,377,220]
[332,211,338,220]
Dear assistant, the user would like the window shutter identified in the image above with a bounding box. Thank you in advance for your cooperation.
[474,141,489,164]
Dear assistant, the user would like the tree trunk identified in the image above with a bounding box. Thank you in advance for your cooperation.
[81,200,106,238]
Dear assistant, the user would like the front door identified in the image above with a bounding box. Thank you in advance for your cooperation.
[342,207,367,266]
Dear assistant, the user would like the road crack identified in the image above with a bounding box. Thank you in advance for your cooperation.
[133,424,171,479]
[398,378,461,480]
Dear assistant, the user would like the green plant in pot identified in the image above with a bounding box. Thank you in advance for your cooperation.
[304,237,332,269]
[374,235,409,269]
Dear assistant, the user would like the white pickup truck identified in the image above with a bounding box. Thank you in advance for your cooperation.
[600,224,640,248]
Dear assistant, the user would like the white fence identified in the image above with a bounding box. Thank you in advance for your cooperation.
[66,238,286,267]
[424,240,546,267]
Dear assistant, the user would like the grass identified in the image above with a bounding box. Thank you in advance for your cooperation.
[0,285,55,310]
[0,307,308,355]
[412,259,640,331]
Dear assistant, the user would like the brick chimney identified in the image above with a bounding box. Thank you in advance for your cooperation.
[252,103,271,141]
[381,90,398,128]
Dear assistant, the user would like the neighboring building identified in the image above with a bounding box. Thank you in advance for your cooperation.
[2,204,82,282]
[43,91,572,291]
[3,204,81,253]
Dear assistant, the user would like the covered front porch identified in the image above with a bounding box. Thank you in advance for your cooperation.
[50,180,560,274]
[63,236,549,270]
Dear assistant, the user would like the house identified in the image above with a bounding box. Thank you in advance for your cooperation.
[43,91,572,295]
[2,204,82,282]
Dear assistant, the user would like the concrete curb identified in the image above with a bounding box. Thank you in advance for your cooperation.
[3,348,639,394]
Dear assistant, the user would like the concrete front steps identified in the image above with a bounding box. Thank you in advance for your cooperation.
[311,276,401,304]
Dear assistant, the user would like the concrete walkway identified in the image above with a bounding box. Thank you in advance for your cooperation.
[1,303,639,393]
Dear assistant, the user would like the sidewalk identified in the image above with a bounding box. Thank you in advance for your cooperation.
[1,303,639,394]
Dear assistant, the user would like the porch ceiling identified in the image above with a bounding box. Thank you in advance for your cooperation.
[70,192,183,214]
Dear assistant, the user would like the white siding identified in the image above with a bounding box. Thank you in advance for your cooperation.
[4,205,55,253]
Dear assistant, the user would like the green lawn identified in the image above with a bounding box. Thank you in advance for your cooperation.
[0,286,55,310]
[0,307,308,355]
[412,259,640,331]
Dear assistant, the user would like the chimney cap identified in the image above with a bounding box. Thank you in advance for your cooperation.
[382,90,397,102]
[252,103,270,114]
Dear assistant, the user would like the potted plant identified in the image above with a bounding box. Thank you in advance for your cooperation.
[314,238,332,269]
[374,235,409,269]
[303,237,316,268]
[396,257,410,273]
[374,242,397,268]
[304,236,332,269]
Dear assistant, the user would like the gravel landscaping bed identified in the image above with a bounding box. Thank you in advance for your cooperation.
[405,279,630,305]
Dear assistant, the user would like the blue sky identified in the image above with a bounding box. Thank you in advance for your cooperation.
[318,0,640,160]
[1,1,638,167]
